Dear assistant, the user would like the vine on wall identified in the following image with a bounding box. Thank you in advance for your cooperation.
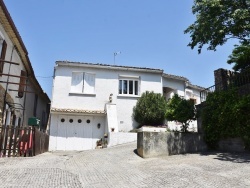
[202,89,250,149]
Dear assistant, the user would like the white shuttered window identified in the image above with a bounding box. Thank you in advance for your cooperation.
[84,73,95,94]
[71,72,95,94]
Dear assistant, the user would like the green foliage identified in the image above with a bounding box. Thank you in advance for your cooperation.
[202,89,250,149]
[227,42,250,72]
[185,0,250,53]
[133,91,167,127]
[165,94,196,132]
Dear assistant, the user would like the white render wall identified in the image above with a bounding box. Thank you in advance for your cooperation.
[52,65,163,131]
[162,77,185,97]
[108,132,137,147]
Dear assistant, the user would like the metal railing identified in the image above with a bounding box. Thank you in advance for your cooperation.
[200,69,250,102]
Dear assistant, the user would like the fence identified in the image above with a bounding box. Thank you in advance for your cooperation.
[0,126,49,157]
[200,68,250,102]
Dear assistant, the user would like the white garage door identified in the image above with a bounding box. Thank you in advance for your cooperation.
[57,115,93,151]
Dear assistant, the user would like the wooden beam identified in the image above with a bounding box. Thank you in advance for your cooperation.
[0,81,30,86]
[0,73,27,79]
[0,59,19,65]
[8,89,36,93]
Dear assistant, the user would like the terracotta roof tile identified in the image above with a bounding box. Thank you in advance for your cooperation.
[51,108,106,114]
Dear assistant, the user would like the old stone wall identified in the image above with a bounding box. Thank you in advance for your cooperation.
[137,132,207,158]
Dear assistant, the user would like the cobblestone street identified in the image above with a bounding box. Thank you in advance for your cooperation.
[0,142,250,188]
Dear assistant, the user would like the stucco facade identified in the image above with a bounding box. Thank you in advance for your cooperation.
[49,61,204,151]
[0,1,50,128]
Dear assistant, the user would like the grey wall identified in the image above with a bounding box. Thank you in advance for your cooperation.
[137,132,207,158]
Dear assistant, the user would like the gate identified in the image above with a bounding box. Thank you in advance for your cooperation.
[0,126,49,157]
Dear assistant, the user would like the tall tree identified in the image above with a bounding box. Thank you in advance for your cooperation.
[227,41,250,72]
[185,0,250,54]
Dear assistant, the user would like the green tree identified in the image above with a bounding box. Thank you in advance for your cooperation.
[184,0,250,53]
[133,91,167,127]
[165,94,196,132]
[227,41,250,72]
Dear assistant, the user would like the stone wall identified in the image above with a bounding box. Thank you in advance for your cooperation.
[214,68,234,91]
[137,132,207,158]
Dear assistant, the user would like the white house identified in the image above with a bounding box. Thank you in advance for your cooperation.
[49,61,204,151]
[0,0,50,129]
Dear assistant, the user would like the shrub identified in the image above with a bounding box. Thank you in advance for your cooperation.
[133,91,167,127]
[165,94,196,132]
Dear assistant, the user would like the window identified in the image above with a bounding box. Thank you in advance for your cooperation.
[18,70,27,98]
[0,40,7,74]
[119,78,139,96]
[71,72,95,94]
[33,94,38,117]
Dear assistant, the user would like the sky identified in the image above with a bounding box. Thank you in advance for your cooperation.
[4,0,236,99]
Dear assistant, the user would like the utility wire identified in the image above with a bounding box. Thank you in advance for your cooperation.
[35,76,53,78]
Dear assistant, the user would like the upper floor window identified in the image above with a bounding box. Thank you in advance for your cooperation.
[119,76,140,96]
[71,72,95,94]
[0,40,7,74]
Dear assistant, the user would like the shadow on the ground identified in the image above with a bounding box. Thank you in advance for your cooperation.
[200,151,250,163]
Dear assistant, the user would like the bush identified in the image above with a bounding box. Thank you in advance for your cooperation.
[133,91,167,127]
[165,94,196,132]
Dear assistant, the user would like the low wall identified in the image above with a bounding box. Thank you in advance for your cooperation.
[137,132,207,158]
[108,132,137,147]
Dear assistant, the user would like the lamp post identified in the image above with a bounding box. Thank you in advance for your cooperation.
[113,51,121,65]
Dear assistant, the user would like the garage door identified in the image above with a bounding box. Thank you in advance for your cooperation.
[57,115,93,151]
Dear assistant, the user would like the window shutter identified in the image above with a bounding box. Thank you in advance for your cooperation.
[84,73,95,94]
[0,40,7,74]
[71,72,83,93]
[18,70,26,98]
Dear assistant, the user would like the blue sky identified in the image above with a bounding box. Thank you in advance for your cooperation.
[4,0,236,99]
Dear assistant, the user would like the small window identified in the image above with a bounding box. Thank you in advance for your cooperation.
[0,40,7,74]
[61,118,65,123]
[18,70,27,98]
[69,119,73,123]
[78,119,82,123]
[86,119,91,124]
[119,78,139,96]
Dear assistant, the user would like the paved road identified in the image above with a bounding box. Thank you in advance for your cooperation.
[0,142,250,188]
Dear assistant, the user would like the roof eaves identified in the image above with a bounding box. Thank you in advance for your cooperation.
[56,61,164,74]
[186,83,206,91]
[162,73,189,82]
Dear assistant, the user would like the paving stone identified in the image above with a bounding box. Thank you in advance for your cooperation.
[0,142,250,187]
